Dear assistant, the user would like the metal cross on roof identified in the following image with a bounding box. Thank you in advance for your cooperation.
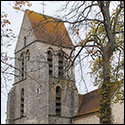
[41,1,47,14]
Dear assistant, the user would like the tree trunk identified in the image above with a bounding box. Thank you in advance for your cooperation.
[99,53,112,124]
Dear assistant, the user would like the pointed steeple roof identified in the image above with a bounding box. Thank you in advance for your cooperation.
[25,10,74,48]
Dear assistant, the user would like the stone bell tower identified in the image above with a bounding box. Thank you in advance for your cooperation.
[6,10,78,124]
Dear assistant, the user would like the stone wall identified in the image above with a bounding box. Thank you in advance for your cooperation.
[49,116,72,124]
[49,77,78,117]
[7,11,78,124]
[35,41,75,81]
[73,113,100,124]
[112,102,124,124]
[6,87,16,124]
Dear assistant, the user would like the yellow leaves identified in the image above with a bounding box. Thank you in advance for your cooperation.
[91,1,95,4]
[13,1,32,11]
[97,1,103,8]
[5,20,10,24]
[79,37,93,45]
[121,33,124,39]
[15,1,30,6]
[13,6,20,10]
[90,57,102,73]
[1,13,7,18]
[27,3,32,7]
[88,22,97,35]
[89,20,105,36]
[1,12,11,28]
[91,25,95,34]
[1,19,11,27]
[72,28,79,35]
[115,79,124,85]
[1,52,8,62]
[97,25,104,34]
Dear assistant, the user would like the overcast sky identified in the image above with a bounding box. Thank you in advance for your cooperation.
[1,1,97,124]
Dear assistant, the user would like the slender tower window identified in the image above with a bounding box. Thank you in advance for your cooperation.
[58,51,64,77]
[47,50,53,76]
[26,50,30,61]
[20,53,25,80]
[25,50,30,77]
[20,88,24,117]
[24,36,26,47]
[56,86,61,116]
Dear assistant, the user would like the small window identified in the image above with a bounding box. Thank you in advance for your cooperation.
[25,50,30,78]
[20,88,24,117]
[56,86,61,116]
[24,37,26,47]
[26,50,30,61]
[47,50,53,76]
[20,53,25,80]
[58,51,64,78]
[36,88,40,94]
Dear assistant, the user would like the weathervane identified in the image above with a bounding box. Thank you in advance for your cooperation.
[41,1,46,14]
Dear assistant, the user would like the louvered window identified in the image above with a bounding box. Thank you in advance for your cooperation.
[56,86,61,116]
[20,88,24,117]
[58,52,64,77]
[47,50,53,76]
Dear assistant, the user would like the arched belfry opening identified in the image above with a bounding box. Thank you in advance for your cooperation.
[58,50,64,78]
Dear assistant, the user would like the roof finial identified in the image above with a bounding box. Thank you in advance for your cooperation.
[41,1,46,14]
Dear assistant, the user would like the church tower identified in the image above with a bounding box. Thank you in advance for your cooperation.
[6,10,78,124]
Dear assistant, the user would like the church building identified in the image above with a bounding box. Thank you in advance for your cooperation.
[6,10,124,124]
[6,9,78,124]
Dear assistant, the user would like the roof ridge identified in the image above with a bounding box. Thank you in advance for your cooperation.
[25,9,74,48]
[79,89,98,96]
[25,9,62,21]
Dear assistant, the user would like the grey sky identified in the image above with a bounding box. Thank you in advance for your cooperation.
[1,1,97,124]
